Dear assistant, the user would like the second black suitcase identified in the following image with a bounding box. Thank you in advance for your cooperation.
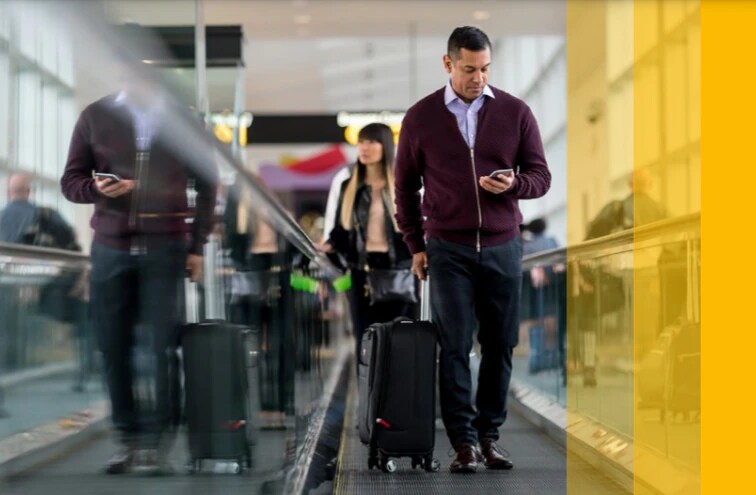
[358,317,440,473]
[181,321,259,474]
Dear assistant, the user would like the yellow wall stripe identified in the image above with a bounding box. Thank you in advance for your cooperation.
[701,1,756,492]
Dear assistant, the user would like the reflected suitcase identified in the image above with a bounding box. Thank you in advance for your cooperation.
[358,317,439,473]
[637,322,700,418]
[181,321,259,474]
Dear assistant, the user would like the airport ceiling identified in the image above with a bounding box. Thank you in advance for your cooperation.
[104,0,565,113]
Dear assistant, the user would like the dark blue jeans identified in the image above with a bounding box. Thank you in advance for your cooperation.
[89,241,185,448]
[427,236,522,448]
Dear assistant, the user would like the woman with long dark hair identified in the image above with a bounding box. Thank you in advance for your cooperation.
[324,123,417,357]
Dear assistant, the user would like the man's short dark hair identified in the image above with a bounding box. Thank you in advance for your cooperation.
[447,26,492,60]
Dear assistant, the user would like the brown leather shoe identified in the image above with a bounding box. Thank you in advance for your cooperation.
[479,438,514,470]
[450,444,479,473]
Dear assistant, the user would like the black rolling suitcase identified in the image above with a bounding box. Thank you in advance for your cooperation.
[358,315,440,473]
[181,320,260,474]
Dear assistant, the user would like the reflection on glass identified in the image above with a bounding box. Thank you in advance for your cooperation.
[220,184,349,487]
[562,218,700,485]
[0,170,96,437]
[0,253,100,438]
[635,235,700,471]
[1,2,351,492]
[515,223,566,405]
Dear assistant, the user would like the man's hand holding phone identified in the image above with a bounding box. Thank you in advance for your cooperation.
[94,173,136,198]
[479,168,514,194]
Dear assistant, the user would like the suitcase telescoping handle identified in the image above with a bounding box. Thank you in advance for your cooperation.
[185,273,200,324]
[420,277,431,322]
[184,234,226,324]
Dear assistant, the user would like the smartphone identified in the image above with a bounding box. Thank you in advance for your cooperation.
[94,172,122,182]
[489,168,513,179]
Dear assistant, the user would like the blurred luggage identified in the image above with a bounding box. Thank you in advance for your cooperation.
[637,321,700,419]
[182,321,260,474]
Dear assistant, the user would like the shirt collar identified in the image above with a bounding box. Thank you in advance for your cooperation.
[444,80,494,106]
[114,90,165,114]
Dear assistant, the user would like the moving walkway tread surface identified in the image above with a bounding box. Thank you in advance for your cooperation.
[0,388,628,495]
[334,388,628,494]
[0,429,287,495]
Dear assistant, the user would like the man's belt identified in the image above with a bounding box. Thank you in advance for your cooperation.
[137,212,191,218]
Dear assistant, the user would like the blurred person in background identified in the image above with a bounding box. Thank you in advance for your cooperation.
[520,219,564,379]
[60,71,217,474]
[577,167,665,386]
[521,218,559,349]
[322,123,418,365]
[298,210,325,245]
[224,180,295,429]
[586,167,666,240]
[0,172,79,249]
[323,166,352,244]
[522,218,558,256]
[394,27,551,473]
[0,172,81,418]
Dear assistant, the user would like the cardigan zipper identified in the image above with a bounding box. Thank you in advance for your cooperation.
[470,147,482,252]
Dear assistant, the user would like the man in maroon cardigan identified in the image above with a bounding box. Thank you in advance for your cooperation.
[61,81,217,475]
[395,27,551,474]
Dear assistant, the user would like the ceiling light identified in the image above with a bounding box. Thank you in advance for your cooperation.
[472,10,491,21]
[294,14,311,25]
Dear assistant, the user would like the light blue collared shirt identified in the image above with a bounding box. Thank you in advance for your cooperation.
[444,80,495,148]
[114,91,161,151]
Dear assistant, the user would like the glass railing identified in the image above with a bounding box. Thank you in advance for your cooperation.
[514,245,568,405]
[0,3,350,491]
[0,213,350,495]
[0,243,104,440]
[210,199,350,492]
[515,213,700,474]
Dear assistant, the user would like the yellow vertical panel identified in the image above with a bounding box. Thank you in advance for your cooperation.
[688,152,701,213]
[663,160,689,217]
[663,0,688,33]
[635,1,700,495]
[634,63,661,167]
[567,1,632,492]
[664,42,688,154]
[566,0,609,246]
[635,0,660,58]
[607,81,633,180]
[607,0,635,81]
[687,22,701,142]
[701,4,756,494]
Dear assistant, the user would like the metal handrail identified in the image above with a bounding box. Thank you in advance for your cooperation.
[522,212,700,269]
[0,242,89,263]
[187,119,341,279]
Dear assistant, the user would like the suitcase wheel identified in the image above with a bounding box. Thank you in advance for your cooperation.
[380,458,397,473]
[187,458,202,474]
[424,456,441,473]
[368,456,378,470]
[411,457,422,470]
